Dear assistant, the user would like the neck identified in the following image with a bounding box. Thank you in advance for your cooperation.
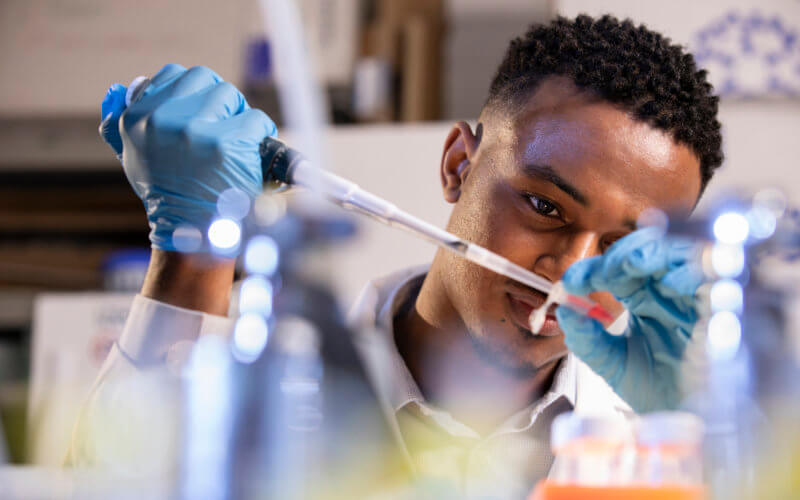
[394,255,559,435]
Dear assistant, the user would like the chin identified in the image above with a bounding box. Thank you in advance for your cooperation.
[470,323,568,376]
[523,342,569,371]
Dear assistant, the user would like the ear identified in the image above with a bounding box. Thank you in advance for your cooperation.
[440,121,481,203]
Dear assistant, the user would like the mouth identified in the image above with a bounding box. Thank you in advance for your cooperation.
[505,287,561,337]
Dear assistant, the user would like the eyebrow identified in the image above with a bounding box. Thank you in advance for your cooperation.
[522,164,589,206]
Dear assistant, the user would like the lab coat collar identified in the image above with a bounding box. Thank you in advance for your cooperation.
[349,266,589,437]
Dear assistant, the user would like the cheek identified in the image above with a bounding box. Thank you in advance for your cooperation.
[454,181,557,273]
[449,178,508,244]
[444,189,522,303]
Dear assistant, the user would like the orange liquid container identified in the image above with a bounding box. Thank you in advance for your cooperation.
[535,412,707,500]
[530,481,705,500]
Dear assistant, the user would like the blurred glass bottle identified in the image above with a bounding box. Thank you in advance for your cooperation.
[548,412,635,487]
[635,413,704,489]
[531,411,705,500]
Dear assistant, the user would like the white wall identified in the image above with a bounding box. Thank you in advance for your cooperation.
[0,0,245,115]
[0,0,359,115]
[556,0,800,98]
[698,100,800,211]
[307,123,453,305]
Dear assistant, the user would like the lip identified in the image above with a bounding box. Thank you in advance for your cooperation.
[506,289,562,337]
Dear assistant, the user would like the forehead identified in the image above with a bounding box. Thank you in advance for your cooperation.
[492,79,702,215]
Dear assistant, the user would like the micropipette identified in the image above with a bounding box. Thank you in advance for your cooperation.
[123,76,614,332]
[259,138,616,331]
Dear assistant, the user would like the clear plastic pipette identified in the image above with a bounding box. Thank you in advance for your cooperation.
[265,140,615,329]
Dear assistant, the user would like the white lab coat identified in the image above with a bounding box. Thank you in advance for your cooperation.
[69,266,635,495]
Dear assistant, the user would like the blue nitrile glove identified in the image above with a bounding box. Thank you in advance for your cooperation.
[99,64,278,251]
[100,83,127,159]
[555,227,704,412]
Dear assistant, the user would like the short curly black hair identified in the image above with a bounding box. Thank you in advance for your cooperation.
[486,14,723,193]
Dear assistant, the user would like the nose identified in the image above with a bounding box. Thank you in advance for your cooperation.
[532,231,600,283]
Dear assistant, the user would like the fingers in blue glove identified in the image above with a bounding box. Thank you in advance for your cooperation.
[124,65,226,131]
[99,64,196,160]
[200,81,251,117]
[562,227,701,299]
[150,81,250,132]
[147,63,188,90]
[623,284,697,333]
[101,83,128,120]
[195,109,278,189]
[209,108,278,143]
[160,66,223,100]
[100,83,128,156]
[658,264,704,300]
[619,236,697,279]
[556,306,627,386]
[561,257,605,296]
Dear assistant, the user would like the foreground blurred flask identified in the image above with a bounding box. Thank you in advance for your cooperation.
[178,194,404,500]
[679,191,800,500]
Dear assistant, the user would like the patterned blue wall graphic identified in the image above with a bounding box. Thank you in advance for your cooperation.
[693,11,800,98]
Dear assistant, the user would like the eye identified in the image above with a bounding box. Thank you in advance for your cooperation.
[527,194,560,218]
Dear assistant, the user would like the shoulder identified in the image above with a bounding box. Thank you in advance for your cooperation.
[347,265,429,330]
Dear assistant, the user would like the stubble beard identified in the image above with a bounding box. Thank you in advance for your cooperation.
[464,323,546,378]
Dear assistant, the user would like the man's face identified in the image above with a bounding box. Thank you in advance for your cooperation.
[438,78,702,374]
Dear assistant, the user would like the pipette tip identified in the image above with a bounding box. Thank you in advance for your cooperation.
[529,293,615,334]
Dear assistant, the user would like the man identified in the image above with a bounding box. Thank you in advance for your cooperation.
[73,14,721,497]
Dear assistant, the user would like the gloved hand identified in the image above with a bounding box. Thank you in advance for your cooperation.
[556,227,704,412]
[99,63,277,251]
